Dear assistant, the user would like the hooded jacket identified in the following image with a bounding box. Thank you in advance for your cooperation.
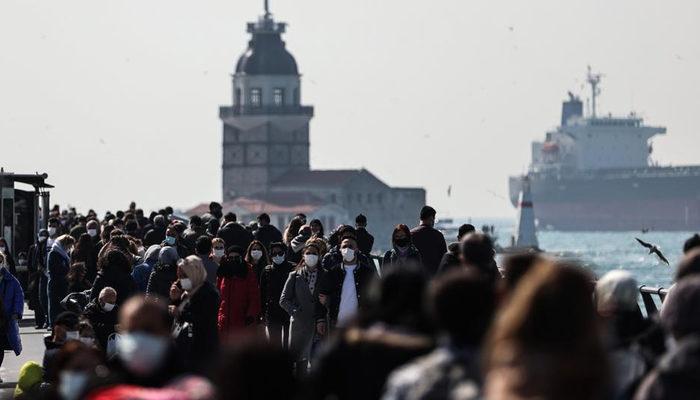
[216,256,261,334]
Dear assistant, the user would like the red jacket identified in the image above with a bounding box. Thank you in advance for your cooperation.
[216,263,261,335]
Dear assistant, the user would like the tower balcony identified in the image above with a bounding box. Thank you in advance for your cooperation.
[219,105,314,118]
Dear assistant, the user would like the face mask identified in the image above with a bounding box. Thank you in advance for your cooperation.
[394,237,410,247]
[0,246,5,253]
[102,302,115,312]
[250,250,263,261]
[304,254,318,268]
[180,278,193,291]
[213,249,225,258]
[48,227,57,236]
[341,248,355,262]
[59,371,89,400]
[164,236,176,246]
[38,236,47,243]
[117,332,169,376]
[272,255,285,265]
[65,330,80,341]
[79,337,95,346]
[87,229,98,237]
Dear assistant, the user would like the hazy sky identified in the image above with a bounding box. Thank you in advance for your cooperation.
[1,0,699,219]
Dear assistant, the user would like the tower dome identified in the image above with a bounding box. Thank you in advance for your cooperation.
[235,12,298,75]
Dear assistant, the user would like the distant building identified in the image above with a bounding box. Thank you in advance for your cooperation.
[193,6,425,249]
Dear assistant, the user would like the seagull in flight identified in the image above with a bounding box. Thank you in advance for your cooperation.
[635,238,669,265]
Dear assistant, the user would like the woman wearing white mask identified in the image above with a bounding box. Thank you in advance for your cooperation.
[170,255,220,374]
[244,240,269,284]
[47,235,75,326]
[280,241,326,374]
[0,251,24,380]
[210,238,226,264]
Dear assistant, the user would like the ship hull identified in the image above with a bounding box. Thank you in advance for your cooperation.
[509,167,700,231]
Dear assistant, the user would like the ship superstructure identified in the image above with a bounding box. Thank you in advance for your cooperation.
[509,68,700,231]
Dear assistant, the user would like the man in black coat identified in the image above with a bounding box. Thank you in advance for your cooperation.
[437,223,475,275]
[182,216,207,251]
[83,286,119,350]
[410,206,447,276]
[217,213,254,251]
[318,236,378,329]
[28,229,50,329]
[260,242,294,348]
[254,213,283,251]
[354,214,375,256]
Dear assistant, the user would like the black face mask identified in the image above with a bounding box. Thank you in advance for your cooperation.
[394,237,410,247]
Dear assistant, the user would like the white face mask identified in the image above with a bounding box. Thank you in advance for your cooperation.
[180,278,193,291]
[38,236,47,243]
[102,302,115,312]
[87,229,98,237]
[48,227,57,236]
[65,330,80,341]
[304,254,319,268]
[79,336,96,346]
[341,248,355,262]
[272,255,285,265]
[250,250,263,261]
[59,370,89,400]
[213,249,225,258]
[117,332,169,376]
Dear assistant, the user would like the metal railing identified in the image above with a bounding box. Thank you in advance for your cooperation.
[219,105,314,118]
[367,255,669,318]
[639,285,669,317]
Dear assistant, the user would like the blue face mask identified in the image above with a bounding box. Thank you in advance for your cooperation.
[164,236,176,246]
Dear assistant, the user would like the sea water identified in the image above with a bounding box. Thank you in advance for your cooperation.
[458,218,694,289]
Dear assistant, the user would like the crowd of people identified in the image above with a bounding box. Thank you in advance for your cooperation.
[0,201,698,399]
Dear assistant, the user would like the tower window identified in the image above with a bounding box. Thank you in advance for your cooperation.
[293,88,300,105]
[273,88,285,106]
[234,88,241,105]
[250,88,262,107]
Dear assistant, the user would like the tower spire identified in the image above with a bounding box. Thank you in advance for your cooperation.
[264,0,270,17]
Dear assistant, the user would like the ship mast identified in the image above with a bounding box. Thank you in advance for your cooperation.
[587,66,602,118]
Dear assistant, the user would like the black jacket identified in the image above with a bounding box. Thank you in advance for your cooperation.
[146,263,178,300]
[175,282,220,373]
[355,227,375,256]
[437,242,460,275]
[90,266,137,306]
[254,224,283,251]
[382,246,422,270]
[143,226,166,247]
[317,258,378,326]
[260,261,294,324]
[218,222,254,251]
[410,224,447,276]
[182,227,206,252]
[83,300,119,350]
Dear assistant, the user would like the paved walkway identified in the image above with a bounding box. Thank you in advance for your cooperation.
[0,308,47,399]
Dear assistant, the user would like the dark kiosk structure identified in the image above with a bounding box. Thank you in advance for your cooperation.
[0,170,52,261]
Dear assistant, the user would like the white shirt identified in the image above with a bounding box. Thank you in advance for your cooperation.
[337,264,358,326]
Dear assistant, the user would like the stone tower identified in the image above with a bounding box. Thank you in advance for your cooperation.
[220,6,313,201]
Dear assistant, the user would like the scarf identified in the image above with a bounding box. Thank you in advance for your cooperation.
[51,242,70,262]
